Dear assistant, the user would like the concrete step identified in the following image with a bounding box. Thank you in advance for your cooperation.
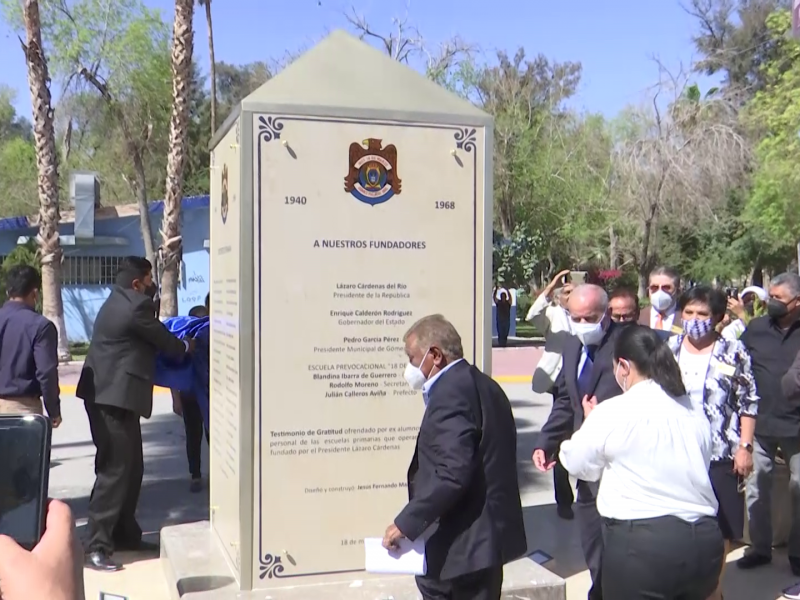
[160,521,566,600]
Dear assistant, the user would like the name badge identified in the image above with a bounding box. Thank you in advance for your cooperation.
[671,325,683,335]
[713,360,736,377]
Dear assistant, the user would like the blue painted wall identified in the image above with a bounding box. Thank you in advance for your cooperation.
[0,197,210,342]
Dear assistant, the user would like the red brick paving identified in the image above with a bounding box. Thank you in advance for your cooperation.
[491,346,542,376]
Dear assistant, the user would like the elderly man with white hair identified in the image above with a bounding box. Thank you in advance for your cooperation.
[532,284,624,600]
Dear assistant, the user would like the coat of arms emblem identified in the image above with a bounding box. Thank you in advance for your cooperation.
[221,164,229,224]
[344,139,402,206]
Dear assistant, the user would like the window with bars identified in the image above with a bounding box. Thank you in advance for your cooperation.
[61,256,123,286]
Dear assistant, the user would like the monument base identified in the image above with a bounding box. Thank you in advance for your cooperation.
[160,522,566,600]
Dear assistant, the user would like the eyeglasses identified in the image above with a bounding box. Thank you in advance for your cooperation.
[648,284,674,293]
[611,314,636,322]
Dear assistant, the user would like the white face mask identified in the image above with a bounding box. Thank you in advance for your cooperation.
[572,319,605,346]
[614,360,628,393]
[650,289,673,312]
[403,349,430,391]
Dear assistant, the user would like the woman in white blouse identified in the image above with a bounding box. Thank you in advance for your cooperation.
[560,324,723,600]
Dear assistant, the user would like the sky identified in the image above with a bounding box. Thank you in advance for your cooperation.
[0,0,711,120]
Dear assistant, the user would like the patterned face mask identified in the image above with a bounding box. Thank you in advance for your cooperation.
[683,318,714,340]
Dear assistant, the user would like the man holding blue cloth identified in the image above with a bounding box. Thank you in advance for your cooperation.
[156,294,211,493]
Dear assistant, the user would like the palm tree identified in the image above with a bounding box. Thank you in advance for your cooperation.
[159,0,195,317]
[21,0,70,360]
[198,0,217,134]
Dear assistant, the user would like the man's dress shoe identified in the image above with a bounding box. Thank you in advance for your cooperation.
[85,550,122,572]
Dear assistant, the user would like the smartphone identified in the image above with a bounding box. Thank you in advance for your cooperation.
[570,271,587,285]
[0,415,52,550]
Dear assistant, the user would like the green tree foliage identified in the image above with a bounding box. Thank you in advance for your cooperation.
[745,10,800,251]
[0,86,37,216]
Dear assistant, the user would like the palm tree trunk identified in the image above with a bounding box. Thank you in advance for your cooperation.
[21,0,70,361]
[160,0,195,317]
[202,0,217,134]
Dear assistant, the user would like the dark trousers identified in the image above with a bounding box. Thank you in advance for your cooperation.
[416,565,503,600]
[85,403,144,553]
[496,316,510,347]
[554,456,574,507]
[575,481,603,600]
[602,515,723,600]
[181,395,209,478]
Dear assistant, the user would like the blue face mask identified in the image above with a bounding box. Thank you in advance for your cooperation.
[683,318,713,340]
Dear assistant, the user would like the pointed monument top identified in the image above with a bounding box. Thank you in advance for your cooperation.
[240,29,490,125]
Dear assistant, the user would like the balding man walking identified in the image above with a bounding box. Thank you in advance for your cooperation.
[532,284,622,600]
[382,314,526,600]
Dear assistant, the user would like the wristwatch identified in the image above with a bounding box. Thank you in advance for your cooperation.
[739,442,754,453]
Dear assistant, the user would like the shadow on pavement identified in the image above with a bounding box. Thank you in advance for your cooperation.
[63,413,209,566]
[522,503,586,581]
[721,548,798,600]
[492,337,544,348]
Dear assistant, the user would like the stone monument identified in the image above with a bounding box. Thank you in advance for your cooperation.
[160,29,565,600]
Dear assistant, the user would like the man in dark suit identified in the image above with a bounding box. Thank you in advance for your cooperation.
[383,314,526,600]
[77,257,190,571]
[532,284,622,600]
[637,265,682,335]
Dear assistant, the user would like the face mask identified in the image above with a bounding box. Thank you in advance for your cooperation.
[683,318,713,340]
[614,360,628,393]
[403,349,430,391]
[572,320,605,346]
[767,299,790,320]
[650,289,673,312]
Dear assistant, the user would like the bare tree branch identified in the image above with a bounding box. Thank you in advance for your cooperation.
[608,63,752,288]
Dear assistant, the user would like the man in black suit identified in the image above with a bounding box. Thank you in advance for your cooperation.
[77,257,190,571]
[532,284,622,600]
[382,314,526,600]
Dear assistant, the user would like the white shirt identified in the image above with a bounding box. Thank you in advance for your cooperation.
[678,350,713,414]
[422,358,464,406]
[650,306,677,330]
[721,319,745,341]
[559,379,718,521]
[527,292,573,393]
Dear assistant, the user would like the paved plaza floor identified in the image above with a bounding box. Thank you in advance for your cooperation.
[49,362,798,599]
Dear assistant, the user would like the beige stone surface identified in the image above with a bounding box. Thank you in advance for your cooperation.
[83,554,171,600]
[83,546,800,600]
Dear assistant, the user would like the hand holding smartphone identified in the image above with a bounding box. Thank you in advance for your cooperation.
[0,414,51,550]
[569,271,587,285]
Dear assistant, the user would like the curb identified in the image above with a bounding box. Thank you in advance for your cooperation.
[492,375,531,384]
[59,375,531,395]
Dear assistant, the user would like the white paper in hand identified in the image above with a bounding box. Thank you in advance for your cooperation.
[364,537,426,575]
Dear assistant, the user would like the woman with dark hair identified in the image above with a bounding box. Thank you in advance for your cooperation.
[669,285,758,600]
[560,325,723,599]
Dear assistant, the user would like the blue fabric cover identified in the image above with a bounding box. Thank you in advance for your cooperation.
[153,316,210,430]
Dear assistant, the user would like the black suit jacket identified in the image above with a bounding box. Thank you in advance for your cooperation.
[76,286,186,418]
[394,360,526,580]
[536,323,623,456]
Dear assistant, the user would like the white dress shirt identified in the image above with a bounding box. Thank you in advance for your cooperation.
[559,379,718,521]
[527,292,573,393]
[650,306,677,331]
[422,358,464,406]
